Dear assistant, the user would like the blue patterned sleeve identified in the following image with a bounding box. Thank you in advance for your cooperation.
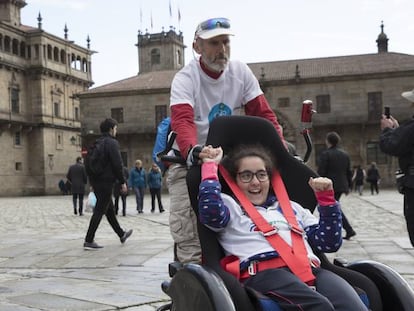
[304,202,342,253]
[198,179,230,228]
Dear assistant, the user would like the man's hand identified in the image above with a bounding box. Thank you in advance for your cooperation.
[201,145,223,164]
[380,115,399,130]
[121,183,128,194]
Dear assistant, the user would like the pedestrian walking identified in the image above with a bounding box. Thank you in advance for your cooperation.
[380,89,414,247]
[66,156,87,215]
[114,165,129,216]
[317,131,357,240]
[147,163,165,213]
[168,17,285,264]
[83,118,133,250]
[352,165,366,195]
[129,159,147,213]
[366,162,380,195]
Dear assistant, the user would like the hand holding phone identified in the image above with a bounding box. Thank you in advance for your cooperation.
[384,106,390,119]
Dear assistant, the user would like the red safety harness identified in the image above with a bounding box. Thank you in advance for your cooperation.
[218,165,316,285]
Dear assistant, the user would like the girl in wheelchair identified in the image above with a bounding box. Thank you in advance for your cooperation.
[198,144,368,311]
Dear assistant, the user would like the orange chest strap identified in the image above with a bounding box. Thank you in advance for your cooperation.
[218,165,315,284]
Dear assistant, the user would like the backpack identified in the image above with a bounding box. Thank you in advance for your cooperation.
[84,137,106,178]
[152,117,183,173]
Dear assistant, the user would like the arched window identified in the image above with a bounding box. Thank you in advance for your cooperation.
[60,49,66,64]
[12,38,18,55]
[82,58,88,72]
[71,53,76,68]
[76,55,82,70]
[53,47,59,61]
[20,42,26,58]
[176,50,182,65]
[4,36,11,52]
[47,44,52,59]
[151,48,161,65]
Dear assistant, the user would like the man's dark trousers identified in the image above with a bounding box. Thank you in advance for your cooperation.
[85,182,124,243]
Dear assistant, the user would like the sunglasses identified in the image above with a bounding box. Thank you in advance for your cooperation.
[237,170,269,183]
[198,18,231,32]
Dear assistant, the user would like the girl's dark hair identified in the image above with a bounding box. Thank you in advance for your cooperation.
[221,144,276,179]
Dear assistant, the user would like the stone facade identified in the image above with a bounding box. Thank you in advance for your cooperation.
[79,23,414,188]
[0,0,93,196]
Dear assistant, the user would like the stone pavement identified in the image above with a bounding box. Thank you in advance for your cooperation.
[0,189,413,310]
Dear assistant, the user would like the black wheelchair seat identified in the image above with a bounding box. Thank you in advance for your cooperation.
[158,116,414,311]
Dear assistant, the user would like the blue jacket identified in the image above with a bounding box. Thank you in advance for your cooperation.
[129,167,146,188]
[147,169,162,189]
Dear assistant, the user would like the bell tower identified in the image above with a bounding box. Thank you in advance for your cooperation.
[137,26,186,74]
[376,21,388,53]
[0,0,26,26]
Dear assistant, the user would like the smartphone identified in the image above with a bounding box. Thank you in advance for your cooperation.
[384,106,390,119]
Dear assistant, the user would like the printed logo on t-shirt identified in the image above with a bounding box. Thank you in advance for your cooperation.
[208,103,232,123]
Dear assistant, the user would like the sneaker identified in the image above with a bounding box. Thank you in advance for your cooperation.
[343,230,356,240]
[84,241,103,250]
[120,229,133,244]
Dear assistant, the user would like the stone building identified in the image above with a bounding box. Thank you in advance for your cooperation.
[79,22,414,187]
[0,0,93,196]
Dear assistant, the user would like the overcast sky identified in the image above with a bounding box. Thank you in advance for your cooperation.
[21,0,414,88]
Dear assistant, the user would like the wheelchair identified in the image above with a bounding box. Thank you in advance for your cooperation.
[157,115,414,311]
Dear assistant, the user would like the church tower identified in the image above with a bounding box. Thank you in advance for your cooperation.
[0,0,26,26]
[376,21,388,53]
[137,26,186,73]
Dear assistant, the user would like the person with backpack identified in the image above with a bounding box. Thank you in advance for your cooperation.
[83,118,133,250]
[168,17,285,264]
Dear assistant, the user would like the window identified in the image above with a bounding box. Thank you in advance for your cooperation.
[53,47,59,61]
[47,44,52,60]
[366,141,387,165]
[11,88,19,113]
[278,97,290,108]
[54,102,60,117]
[15,162,22,171]
[60,49,66,64]
[111,108,124,123]
[155,105,167,127]
[74,107,80,121]
[151,48,161,65]
[316,95,331,113]
[4,36,11,52]
[12,39,18,55]
[14,131,21,146]
[176,50,182,65]
[56,132,63,150]
[368,92,382,122]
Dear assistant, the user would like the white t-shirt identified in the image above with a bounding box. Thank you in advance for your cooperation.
[170,59,263,149]
[210,193,321,265]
